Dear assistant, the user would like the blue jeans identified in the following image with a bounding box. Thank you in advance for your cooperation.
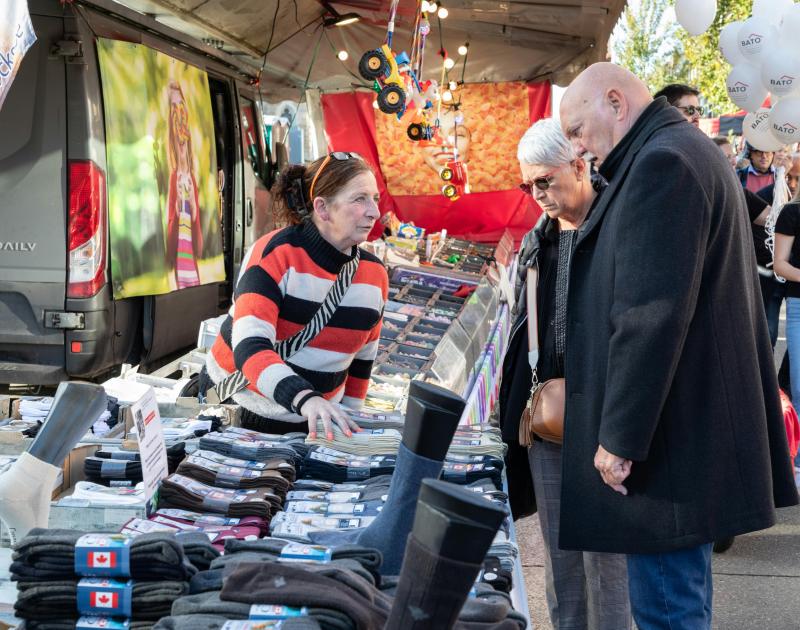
[759,274,785,349]
[786,298,800,405]
[626,544,713,630]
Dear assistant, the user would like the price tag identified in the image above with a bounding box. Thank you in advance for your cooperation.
[249,604,309,620]
[278,543,333,563]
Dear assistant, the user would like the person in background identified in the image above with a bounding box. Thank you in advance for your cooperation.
[203,153,387,439]
[738,143,776,193]
[559,62,798,630]
[653,83,703,127]
[713,136,784,348]
[772,185,800,411]
[501,117,631,630]
[757,152,800,205]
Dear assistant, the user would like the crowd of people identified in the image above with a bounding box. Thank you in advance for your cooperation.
[502,67,799,630]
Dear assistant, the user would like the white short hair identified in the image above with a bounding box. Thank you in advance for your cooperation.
[517,118,577,167]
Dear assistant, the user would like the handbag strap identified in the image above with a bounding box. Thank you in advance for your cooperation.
[526,266,539,374]
[207,249,361,403]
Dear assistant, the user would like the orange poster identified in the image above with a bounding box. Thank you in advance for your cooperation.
[374,81,530,196]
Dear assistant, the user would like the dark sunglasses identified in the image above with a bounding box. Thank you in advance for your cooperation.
[519,172,556,195]
[677,105,704,117]
[310,152,364,197]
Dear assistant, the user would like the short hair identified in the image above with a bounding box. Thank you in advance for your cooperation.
[517,118,577,166]
[711,136,731,147]
[653,83,700,106]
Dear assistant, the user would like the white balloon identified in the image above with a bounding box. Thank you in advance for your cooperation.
[779,5,800,55]
[752,0,793,27]
[726,63,768,112]
[675,0,717,36]
[770,96,800,144]
[743,108,785,151]
[760,49,800,96]
[737,16,778,62]
[719,21,746,65]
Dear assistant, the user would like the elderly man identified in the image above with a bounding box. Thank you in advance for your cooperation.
[558,63,798,630]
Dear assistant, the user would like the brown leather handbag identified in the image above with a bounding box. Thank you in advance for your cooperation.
[518,267,565,446]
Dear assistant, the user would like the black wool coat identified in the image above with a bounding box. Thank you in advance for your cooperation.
[560,98,799,554]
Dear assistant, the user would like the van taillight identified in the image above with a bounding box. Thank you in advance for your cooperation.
[67,161,106,298]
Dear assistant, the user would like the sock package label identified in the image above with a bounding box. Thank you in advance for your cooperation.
[77,578,133,617]
[249,604,309,620]
[77,616,131,629]
[75,534,132,577]
[278,542,333,563]
[222,622,286,629]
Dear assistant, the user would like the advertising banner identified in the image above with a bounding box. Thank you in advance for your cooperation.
[97,39,224,298]
[0,0,37,113]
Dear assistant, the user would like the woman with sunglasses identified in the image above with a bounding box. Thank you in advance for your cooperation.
[203,152,387,440]
[500,118,631,630]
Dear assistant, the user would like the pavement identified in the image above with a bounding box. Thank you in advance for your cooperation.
[516,307,800,629]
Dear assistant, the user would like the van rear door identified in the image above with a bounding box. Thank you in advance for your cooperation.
[0,9,68,384]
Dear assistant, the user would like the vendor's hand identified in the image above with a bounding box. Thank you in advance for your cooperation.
[594,444,632,495]
[295,392,361,439]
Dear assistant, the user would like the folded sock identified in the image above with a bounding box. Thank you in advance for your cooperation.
[220,562,388,629]
[175,531,221,571]
[158,474,280,519]
[154,616,322,630]
[176,450,294,492]
[15,579,187,621]
[11,528,197,582]
[302,448,396,483]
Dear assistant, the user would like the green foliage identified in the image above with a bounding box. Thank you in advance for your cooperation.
[611,0,690,93]
[678,0,753,116]
[612,0,754,116]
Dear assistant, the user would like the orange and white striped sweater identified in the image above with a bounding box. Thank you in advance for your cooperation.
[207,221,388,420]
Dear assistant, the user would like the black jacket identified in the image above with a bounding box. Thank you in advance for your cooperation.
[559,99,799,554]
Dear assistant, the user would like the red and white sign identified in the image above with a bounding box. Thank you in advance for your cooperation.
[90,591,118,609]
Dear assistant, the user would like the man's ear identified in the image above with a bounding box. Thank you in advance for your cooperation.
[607,88,626,120]
[574,157,587,179]
[313,196,329,221]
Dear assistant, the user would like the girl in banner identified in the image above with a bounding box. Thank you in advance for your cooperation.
[165,81,203,289]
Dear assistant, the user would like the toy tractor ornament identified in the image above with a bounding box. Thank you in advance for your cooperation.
[440,160,468,200]
[359,45,408,114]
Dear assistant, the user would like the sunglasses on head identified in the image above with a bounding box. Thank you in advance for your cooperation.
[519,172,556,195]
[310,152,364,198]
[677,105,704,117]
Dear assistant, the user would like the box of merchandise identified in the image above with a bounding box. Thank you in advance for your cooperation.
[121,397,241,438]
[48,442,146,533]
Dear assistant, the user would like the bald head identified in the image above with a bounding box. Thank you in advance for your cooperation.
[560,63,653,164]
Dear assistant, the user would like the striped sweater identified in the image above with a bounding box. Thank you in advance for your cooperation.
[207,221,388,420]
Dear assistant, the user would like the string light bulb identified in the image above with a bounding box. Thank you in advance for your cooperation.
[438,6,448,18]
[337,50,349,61]
[449,80,458,91]
[372,99,379,109]
[458,44,469,56]
[444,57,455,70]
[421,0,431,12]
[428,2,438,13]
[442,90,453,102]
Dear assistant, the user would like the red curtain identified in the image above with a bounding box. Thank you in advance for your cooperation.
[322,82,552,243]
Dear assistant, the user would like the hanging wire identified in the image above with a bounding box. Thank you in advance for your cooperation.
[323,28,372,87]
[387,0,401,47]
[287,23,326,133]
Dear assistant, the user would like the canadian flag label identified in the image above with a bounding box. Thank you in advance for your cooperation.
[90,591,118,608]
[75,535,132,578]
[77,578,133,617]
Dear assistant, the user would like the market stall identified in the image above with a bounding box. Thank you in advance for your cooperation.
[0,226,529,628]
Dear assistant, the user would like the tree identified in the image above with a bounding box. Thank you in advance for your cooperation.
[678,0,752,116]
[612,0,754,116]
[611,0,690,93]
